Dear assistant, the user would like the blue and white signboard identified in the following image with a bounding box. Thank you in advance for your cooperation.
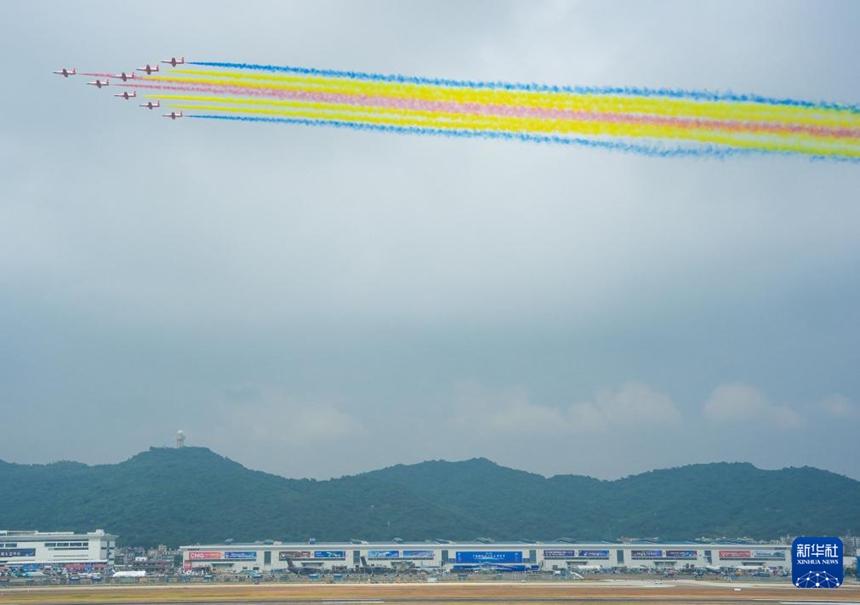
[665,550,697,559]
[631,549,662,559]
[543,550,576,559]
[0,549,36,558]
[455,551,522,564]
[314,551,346,559]
[224,551,257,560]
[402,550,435,559]
[792,537,842,588]
[752,550,785,560]
[368,550,400,559]
[578,550,610,559]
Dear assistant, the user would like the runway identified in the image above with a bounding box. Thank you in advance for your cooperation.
[1,580,858,605]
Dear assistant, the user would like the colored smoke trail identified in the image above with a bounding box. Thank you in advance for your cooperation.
[85,60,860,160]
[188,61,860,114]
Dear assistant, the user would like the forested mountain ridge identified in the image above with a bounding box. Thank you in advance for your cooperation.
[2,447,857,547]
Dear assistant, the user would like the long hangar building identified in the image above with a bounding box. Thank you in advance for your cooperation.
[0,529,116,569]
[180,541,790,573]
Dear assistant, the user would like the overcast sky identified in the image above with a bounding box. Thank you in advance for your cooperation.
[1,0,859,482]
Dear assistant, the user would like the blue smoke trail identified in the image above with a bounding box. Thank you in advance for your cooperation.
[187,114,767,159]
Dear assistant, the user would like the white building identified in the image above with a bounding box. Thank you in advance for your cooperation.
[0,529,117,570]
[180,540,791,574]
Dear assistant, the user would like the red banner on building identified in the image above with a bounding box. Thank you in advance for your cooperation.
[188,551,222,560]
[718,550,751,559]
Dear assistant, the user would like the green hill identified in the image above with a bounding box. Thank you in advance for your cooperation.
[1,447,857,547]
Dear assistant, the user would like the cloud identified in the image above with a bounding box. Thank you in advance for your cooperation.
[703,383,804,429]
[571,383,682,431]
[818,394,858,419]
[222,388,366,447]
[451,381,680,436]
[450,381,569,435]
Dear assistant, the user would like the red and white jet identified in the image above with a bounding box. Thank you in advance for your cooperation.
[87,78,110,88]
[137,63,159,75]
[112,71,135,82]
[163,110,183,120]
[114,90,137,100]
[139,100,161,110]
[161,56,185,67]
[53,68,76,78]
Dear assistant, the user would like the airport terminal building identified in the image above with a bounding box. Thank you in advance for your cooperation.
[180,540,791,574]
[0,529,117,570]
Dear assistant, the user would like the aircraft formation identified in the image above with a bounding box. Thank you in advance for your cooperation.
[54,55,860,160]
[55,56,184,119]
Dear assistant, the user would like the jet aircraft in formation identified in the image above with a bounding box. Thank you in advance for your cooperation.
[137,63,160,75]
[56,57,187,120]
